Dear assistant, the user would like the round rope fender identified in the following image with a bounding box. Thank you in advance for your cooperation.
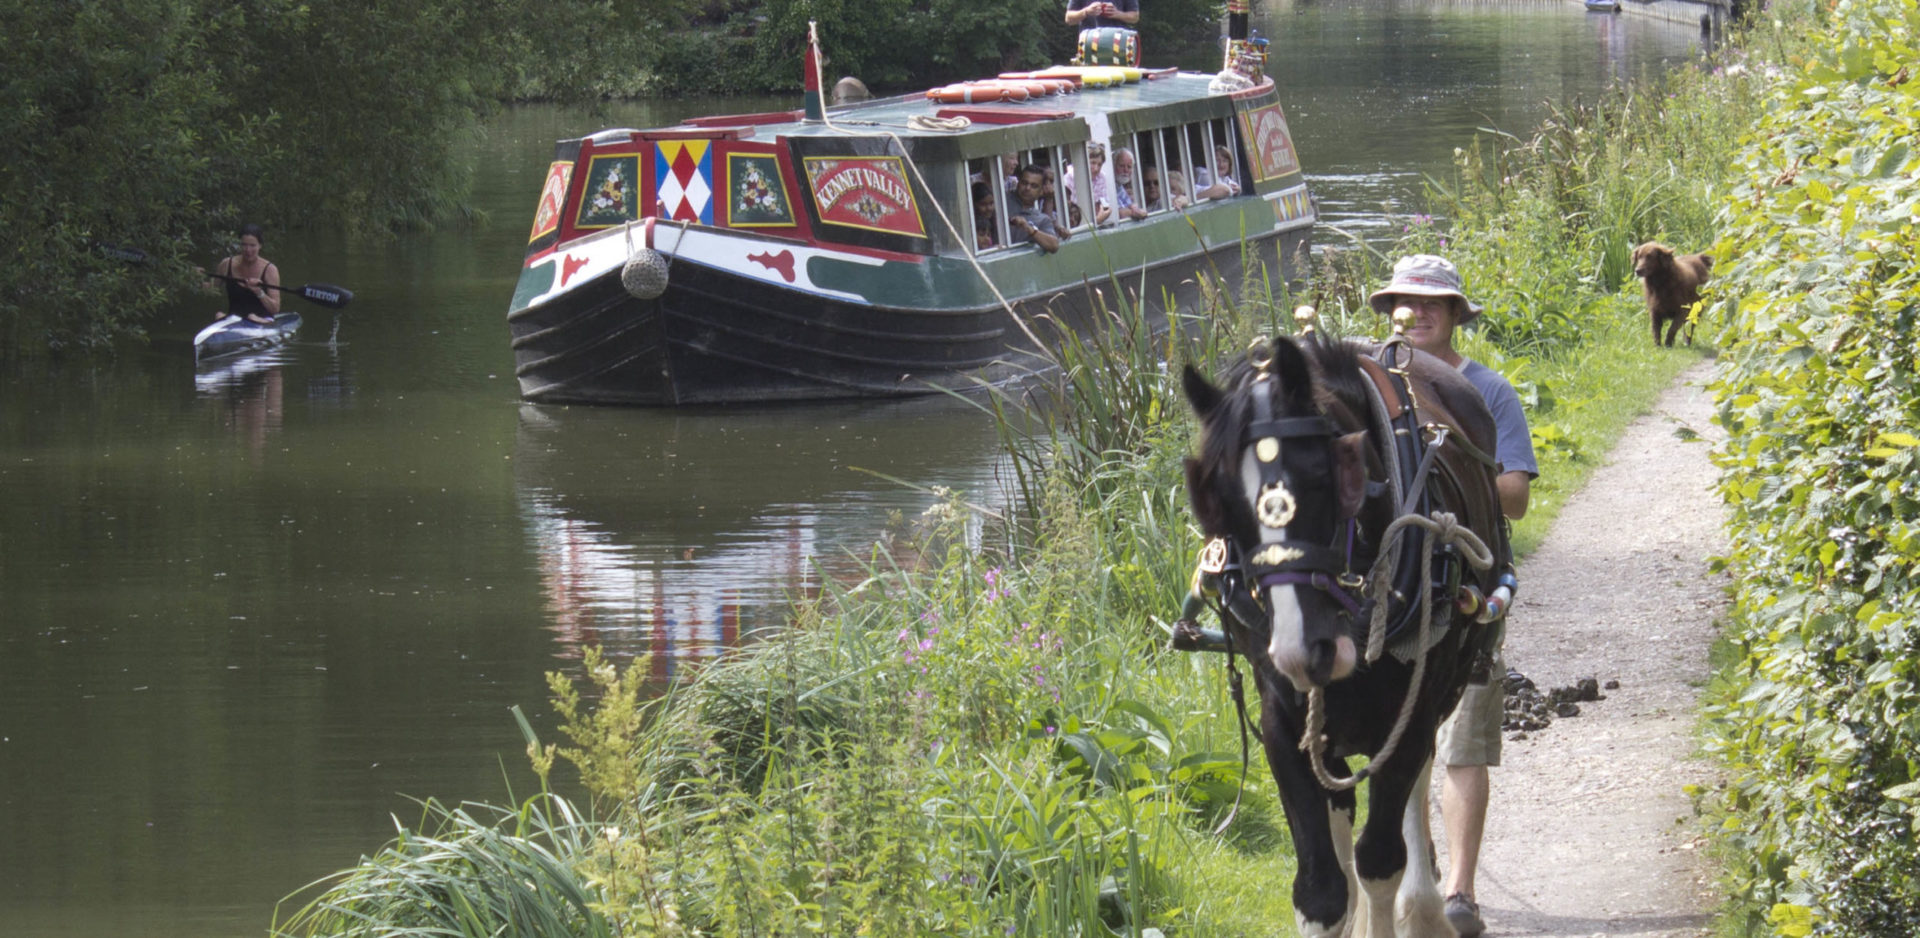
[622,248,669,300]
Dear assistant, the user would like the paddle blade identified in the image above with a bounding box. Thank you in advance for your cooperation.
[296,283,353,309]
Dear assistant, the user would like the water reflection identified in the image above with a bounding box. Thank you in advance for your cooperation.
[1276,0,1714,243]
[512,399,1010,671]
[193,326,357,457]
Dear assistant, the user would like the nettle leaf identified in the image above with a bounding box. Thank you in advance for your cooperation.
[1874,140,1911,178]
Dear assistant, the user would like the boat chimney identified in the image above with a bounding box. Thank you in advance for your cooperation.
[803,21,826,122]
[1223,0,1250,73]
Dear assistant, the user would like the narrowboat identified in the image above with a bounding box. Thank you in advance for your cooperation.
[506,26,1314,406]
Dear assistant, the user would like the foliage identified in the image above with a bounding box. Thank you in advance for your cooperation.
[271,794,614,938]
[0,0,688,353]
[1701,0,1920,933]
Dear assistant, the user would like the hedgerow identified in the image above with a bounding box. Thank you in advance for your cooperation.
[1703,0,1920,933]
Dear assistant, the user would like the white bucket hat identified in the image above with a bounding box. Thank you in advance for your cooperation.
[1368,254,1484,324]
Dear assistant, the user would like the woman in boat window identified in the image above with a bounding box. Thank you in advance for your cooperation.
[1190,121,1240,200]
[1163,168,1194,210]
[208,223,280,325]
[1086,143,1114,225]
[972,181,999,250]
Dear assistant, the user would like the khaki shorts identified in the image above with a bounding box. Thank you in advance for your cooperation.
[1437,624,1505,767]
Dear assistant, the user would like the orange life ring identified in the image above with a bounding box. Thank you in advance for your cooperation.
[925,82,1031,104]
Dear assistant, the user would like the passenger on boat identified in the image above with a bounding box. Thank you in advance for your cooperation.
[1161,169,1193,209]
[1141,166,1185,211]
[1064,143,1115,227]
[1065,0,1138,29]
[1190,144,1240,200]
[1088,143,1115,224]
[1111,148,1150,221]
[972,181,999,250]
[1009,165,1065,253]
[207,223,280,325]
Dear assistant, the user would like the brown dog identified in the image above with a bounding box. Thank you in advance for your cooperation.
[1632,242,1714,347]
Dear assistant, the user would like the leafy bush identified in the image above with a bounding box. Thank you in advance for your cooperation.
[1703,1,1920,933]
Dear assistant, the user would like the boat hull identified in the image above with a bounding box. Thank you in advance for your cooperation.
[510,223,1306,406]
[195,312,302,360]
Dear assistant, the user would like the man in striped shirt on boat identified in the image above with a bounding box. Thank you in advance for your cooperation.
[1009,164,1066,253]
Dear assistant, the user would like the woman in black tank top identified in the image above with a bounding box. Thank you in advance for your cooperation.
[211,223,281,325]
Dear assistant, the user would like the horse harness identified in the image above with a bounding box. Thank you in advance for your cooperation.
[1173,336,1516,799]
[1176,336,1508,656]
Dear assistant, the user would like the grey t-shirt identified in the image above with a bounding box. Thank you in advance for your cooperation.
[1011,203,1058,244]
[1461,359,1537,478]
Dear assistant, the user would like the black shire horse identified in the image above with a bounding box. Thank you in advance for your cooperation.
[1179,333,1510,938]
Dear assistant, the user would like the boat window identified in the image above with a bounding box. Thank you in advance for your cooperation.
[1160,127,1194,210]
[1139,131,1168,214]
[1199,117,1243,199]
[1083,140,1113,227]
[1049,144,1088,232]
[967,156,1011,254]
[1059,143,1097,232]
[1110,135,1144,221]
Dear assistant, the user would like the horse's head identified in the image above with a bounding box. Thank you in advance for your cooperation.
[1182,336,1373,693]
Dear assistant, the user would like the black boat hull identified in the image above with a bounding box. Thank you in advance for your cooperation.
[509,228,1305,406]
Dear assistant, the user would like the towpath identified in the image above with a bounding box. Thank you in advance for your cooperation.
[1444,360,1727,937]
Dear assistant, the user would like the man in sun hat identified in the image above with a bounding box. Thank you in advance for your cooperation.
[1370,253,1537,938]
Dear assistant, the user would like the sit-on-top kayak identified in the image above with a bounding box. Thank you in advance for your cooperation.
[195,312,302,360]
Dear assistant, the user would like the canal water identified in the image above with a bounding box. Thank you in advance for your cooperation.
[0,2,1711,934]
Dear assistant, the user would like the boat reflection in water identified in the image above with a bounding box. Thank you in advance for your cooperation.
[194,329,354,456]
[514,398,1012,676]
[196,345,291,458]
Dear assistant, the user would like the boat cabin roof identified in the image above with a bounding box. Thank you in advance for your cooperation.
[603,71,1251,161]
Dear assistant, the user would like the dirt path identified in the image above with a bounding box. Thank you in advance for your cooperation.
[1448,361,1728,937]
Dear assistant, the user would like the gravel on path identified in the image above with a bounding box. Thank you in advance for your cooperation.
[1446,360,1728,938]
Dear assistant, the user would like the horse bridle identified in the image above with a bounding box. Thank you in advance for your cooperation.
[1231,365,1369,625]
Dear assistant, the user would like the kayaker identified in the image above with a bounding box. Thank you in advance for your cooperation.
[208,224,281,325]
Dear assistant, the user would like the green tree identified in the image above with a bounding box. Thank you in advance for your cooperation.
[0,0,686,354]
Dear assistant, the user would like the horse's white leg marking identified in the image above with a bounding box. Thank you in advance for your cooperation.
[1296,910,1350,938]
[1355,866,1404,938]
[1395,760,1452,937]
[1331,802,1361,931]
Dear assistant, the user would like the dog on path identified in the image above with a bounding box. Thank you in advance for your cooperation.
[1631,242,1714,347]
